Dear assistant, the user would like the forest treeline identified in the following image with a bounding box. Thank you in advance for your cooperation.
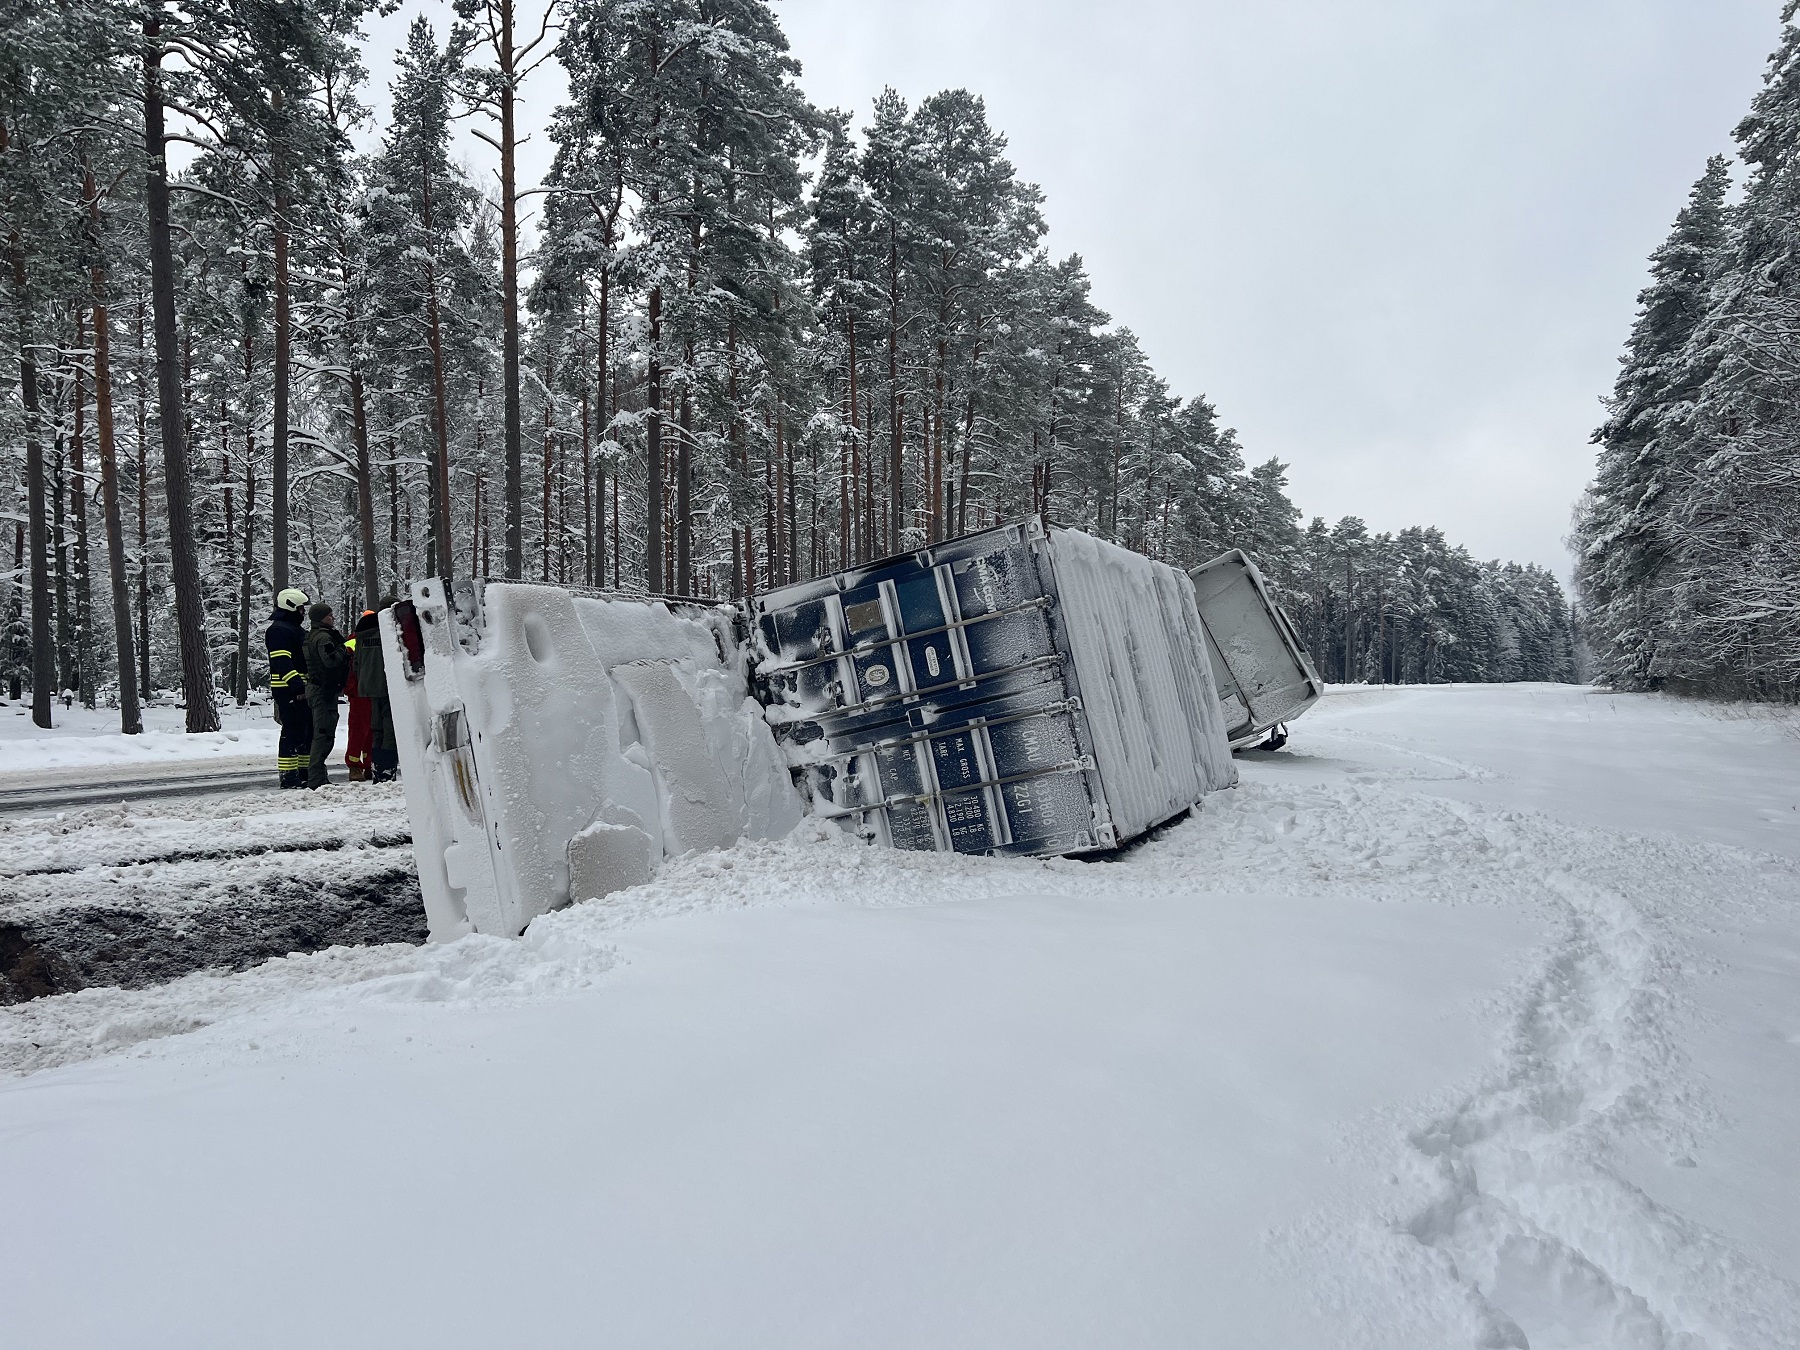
[1577,3,1800,701]
[1,0,1574,733]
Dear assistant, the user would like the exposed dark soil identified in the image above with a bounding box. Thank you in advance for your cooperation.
[0,850,426,1004]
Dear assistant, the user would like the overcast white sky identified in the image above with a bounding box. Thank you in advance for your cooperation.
[366,0,1782,576]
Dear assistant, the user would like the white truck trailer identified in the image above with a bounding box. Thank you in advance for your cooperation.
[378,520,1318,938]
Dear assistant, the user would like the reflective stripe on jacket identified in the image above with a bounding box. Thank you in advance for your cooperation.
[265,611,308,701]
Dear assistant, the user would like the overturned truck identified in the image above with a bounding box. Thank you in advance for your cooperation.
[379,519,1320,939]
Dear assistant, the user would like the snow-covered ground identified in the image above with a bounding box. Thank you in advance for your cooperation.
[1,683,1796,1348]
[0,696,280,773]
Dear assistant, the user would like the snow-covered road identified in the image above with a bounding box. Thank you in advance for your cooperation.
[1,684,1796,1348]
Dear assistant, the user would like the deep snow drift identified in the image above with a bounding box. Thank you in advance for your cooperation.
[1,683,1796,1348]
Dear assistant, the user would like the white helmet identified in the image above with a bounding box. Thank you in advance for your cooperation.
[276,588,309,613]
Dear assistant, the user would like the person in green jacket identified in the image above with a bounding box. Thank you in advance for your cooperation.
[303,603,350,789]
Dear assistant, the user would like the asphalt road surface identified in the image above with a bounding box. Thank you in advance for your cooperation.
[0,758,294,817]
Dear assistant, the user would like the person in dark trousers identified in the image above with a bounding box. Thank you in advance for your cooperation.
[266,588,313,788]
[303,603,350,789]
[355,599,400,783]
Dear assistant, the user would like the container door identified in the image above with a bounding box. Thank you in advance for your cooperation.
[1189,550,1324,744]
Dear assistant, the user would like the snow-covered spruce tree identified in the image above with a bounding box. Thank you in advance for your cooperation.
[542,0,638,586]
[1576,156,1730,690]
[1579,1,1800,700]
[1673,2,1800,697]
[800,110,875,569]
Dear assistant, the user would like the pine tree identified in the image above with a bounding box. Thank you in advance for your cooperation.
[1577,156,1730,687]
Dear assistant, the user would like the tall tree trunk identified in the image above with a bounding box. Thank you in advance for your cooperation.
[887,227,902,552]
[728,314,747,595]
[471,471,482,578]
[932,334,945,543]
[780,406,792,588]
[956,332,979,536]
[271,89,291,596]
[71,313,94,705]
[351,366,378,607]
[499,0,524,579]
[646,284,662,591]
[387,432,400,580]
[420,167,454,582]
[676,353,692,596]
[865,383,876,561]
[541,359,553,582]
[759,409,771,593]
[53,428,69,692]
[7,204,53,726]
[83,161,142,732]
[136,298,150,700]
[235,446,253,704]
[596,260,610,588]
[844,296,857,568]
[677,201,698,598]
[6,522,22,702]
[1110,370,1123,538]
[581,372,592,587]
[144,17,218,732]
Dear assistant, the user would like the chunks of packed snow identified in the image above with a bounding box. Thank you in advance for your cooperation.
[386,583,802,939]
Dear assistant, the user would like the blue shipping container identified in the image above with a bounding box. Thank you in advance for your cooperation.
[748,518,1237,858]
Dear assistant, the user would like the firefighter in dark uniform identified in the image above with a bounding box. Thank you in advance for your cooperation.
[266,588,313,788]
[303,603,350,789]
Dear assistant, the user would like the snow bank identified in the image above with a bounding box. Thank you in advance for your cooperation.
[0,699,278,774]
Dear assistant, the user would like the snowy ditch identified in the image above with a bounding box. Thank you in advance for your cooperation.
[0,786,423,1005]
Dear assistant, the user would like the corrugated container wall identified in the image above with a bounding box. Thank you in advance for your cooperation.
[749,519,1236,858]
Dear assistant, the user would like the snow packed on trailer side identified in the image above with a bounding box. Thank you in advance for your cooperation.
[386,581,803,941]
[2,683,1797,1348]
[1045,526,1236,836]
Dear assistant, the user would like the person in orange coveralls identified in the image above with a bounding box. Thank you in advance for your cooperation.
[342,610,375,781]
